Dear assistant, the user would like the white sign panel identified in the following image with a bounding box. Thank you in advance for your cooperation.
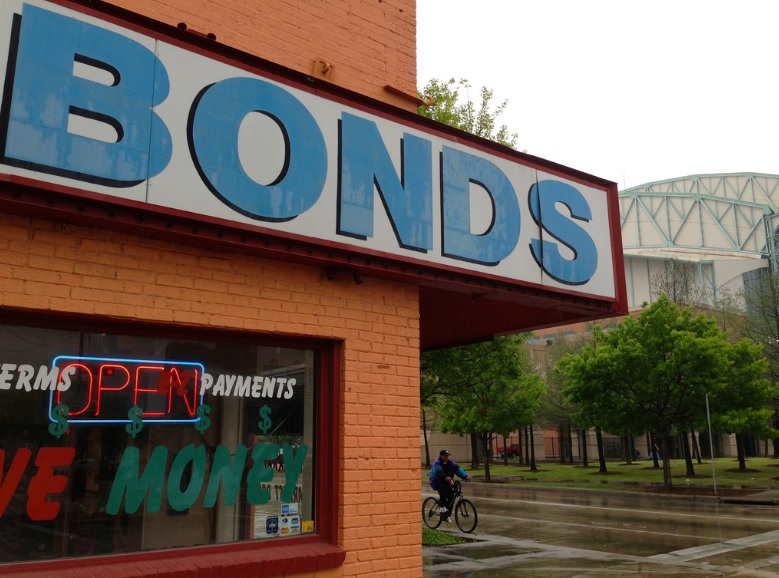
[0,1,618,298]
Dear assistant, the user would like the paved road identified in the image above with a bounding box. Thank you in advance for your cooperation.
[423,482,779,577]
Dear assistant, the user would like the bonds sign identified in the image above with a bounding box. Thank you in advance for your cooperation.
[0,1,623,301]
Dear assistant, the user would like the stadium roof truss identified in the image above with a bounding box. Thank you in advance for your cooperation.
[620,173,779,271]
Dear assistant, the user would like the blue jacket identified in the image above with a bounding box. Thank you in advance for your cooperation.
[429,456,468,490]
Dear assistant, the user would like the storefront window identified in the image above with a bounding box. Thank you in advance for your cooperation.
[0,323,319,562]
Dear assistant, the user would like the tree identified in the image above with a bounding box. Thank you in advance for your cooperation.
[650,258,711,307]
[418,78,518,149]
[652,263,776,469]
[557,334,634,474]
[420,353,448,468]
[732,271,779,456]
[650,260,715,476]
[418,76,526,474]
[538,332,595,467]
[423,335,545,482]
[708,338,775,469]
[560,295,759,487]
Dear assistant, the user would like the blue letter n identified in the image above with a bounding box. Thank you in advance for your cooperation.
[338,113,432,252]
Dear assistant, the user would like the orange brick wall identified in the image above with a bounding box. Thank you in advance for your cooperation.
[0,213,422,577]
[101,0,419,110]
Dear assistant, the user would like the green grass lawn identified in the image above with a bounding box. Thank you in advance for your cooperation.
[422,526,468,546]
[446,457,779,491]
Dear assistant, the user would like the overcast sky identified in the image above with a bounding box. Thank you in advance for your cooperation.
[416,1,779,190]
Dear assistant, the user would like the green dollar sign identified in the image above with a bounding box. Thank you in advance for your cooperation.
[258,404,272,434]
[48,403,70,438]
[125,405,144,439]
[195,403,211,434]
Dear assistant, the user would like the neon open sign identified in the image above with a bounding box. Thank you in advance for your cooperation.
[49,356,204,425]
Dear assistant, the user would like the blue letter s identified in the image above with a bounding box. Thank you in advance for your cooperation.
[529,180,597,285]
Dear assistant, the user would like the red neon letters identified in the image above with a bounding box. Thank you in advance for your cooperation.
[53,358,200,422]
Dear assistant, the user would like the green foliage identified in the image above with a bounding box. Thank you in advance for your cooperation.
[710,338,776,437]
[734,273,779,388]
[416,77,531,477]
[538,332,593,429]
[418,78,518,149]
[559,294,771,486]
[427,335,544,436]
[423,335,545,481]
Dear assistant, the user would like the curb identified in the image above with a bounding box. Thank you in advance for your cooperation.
[464,479,779,506]
[721,495,779,505]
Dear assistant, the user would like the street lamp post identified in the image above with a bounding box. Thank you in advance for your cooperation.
[705,392,717,497]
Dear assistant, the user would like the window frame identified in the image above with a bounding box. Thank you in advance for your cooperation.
[0,308,345,577]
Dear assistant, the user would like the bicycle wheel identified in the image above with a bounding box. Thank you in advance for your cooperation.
[422,497,442,529]
[454,498,477,533]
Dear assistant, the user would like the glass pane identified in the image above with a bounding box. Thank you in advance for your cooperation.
[0,324,317,563]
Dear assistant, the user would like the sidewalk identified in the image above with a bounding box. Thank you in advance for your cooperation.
[422,482,779,577]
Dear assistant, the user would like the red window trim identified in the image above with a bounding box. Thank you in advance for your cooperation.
[0,308,345,577]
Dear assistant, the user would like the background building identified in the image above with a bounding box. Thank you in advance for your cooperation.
[620,172,778,308]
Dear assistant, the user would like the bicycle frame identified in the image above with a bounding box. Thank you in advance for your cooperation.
[422,480,478,533]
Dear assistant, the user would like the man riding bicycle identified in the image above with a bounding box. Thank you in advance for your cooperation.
[429,449,471,523]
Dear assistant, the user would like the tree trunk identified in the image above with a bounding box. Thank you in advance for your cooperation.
[623,436,633,465]
[691,431,702,464]
[482,431,491,482]
[682,430,695,477]
[566,423,574,464]
[529,425,538,471]
[580,429,589,467]
[470,433,479,469]
[502,434,508,466]
[558,425,565,464]
[651,434,660,468]
[595,426,607,473]
[517,430,524,465]
[646,433,652,463]
[422,408,430,468]
[524,426,530,465]
[736,432,748,471]
[661,435,673,487]
[773,408,779,458]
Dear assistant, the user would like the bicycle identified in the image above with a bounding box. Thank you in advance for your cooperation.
[422,480,478,533]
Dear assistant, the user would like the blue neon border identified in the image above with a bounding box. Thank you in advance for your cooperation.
[49,355,206,425]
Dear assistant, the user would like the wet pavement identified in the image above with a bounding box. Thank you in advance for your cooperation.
[423,482,779,577]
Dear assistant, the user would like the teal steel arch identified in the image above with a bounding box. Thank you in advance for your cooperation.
[619,172,779,271]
